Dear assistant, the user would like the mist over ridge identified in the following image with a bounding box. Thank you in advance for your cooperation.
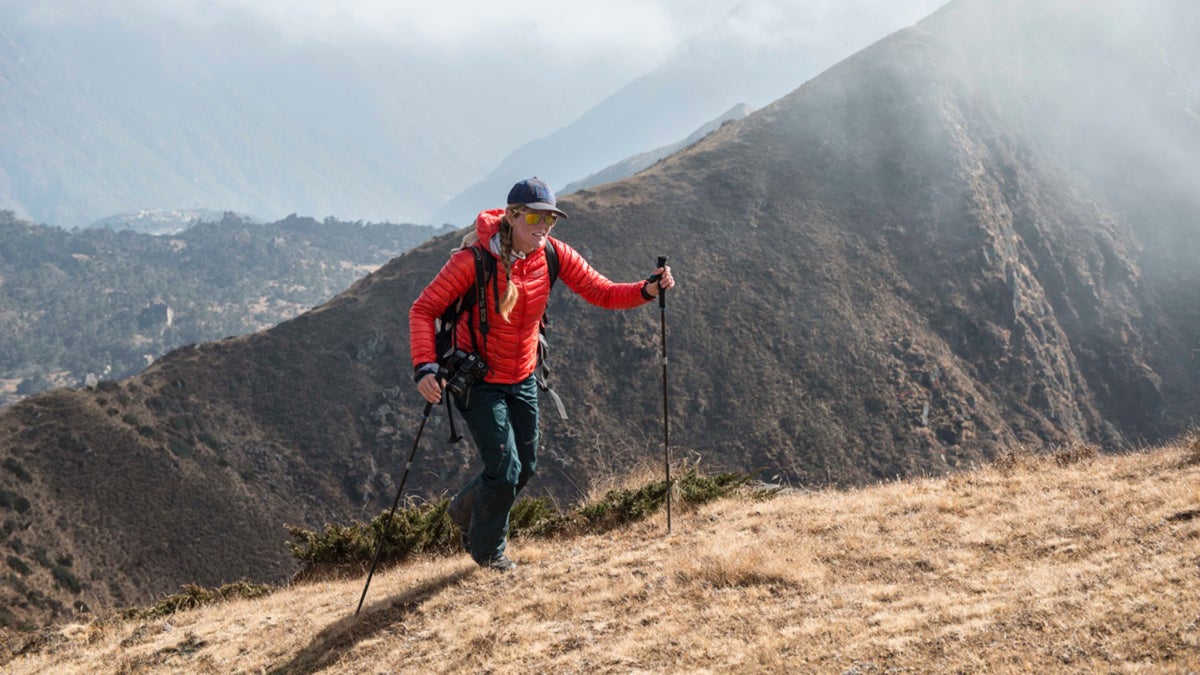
[429,0,947,225]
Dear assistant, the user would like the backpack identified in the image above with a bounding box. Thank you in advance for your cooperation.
[434,240,567,442]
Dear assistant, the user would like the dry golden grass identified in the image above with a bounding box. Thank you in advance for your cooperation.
[4,440,1199,673]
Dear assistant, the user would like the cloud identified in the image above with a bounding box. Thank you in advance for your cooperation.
[13,0,947,74]
[32,0,739,70]
[711,0,947,50]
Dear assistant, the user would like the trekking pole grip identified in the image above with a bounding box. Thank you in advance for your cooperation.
[656,256,667,308]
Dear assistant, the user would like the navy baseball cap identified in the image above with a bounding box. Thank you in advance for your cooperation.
[507,177,568,218]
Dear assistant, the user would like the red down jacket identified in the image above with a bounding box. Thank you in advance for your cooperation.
[410,208,651,384]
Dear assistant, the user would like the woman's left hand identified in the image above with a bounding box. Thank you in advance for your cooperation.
[646,265,675,296]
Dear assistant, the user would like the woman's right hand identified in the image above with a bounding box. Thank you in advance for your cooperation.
[417,373,444,404]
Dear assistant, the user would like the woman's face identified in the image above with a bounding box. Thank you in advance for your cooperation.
[509,207,558,254]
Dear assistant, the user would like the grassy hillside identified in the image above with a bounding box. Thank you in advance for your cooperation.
[4,438,1197,673]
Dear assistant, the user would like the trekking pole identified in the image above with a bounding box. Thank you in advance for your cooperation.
[652,256,672,534]
[355,399,434,616]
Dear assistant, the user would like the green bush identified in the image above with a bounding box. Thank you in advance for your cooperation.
[578,481,668,528]
[0,489,32,514]
[288,467,751,579]
[575,468,748,531]
[31,548,81,593]
[509,496,568,537]
[2,458,32,483]
[0,605,25,631]
[168,437,195,458]
[124,581,273,620]
[287,499,460,577]
[5,555,31,575]
[52,565,81,594]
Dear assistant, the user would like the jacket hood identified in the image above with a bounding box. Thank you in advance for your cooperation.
[474,208,505,244]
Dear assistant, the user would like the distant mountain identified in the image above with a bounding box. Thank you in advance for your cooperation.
[0,1,944,229]
[0,210,451,407]
[561,104,752,195]
[429,0,947,226]
[2,0,1198,630]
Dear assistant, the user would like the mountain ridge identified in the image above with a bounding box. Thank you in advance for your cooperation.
[429,0,946,226]
[561,103,753,195]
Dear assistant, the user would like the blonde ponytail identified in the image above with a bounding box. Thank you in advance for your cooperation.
[498,209,519,321]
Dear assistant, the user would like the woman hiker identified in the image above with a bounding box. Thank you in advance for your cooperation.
[409,177,675,571]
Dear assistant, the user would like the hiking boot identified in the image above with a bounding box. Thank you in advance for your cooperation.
[482,554,516,572]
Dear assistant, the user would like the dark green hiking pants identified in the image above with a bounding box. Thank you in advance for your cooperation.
[452,375,539,564]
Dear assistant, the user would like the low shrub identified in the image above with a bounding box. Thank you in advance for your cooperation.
[31,548,82,593]
[0,490,32,515]
[124,581,273,620]
[287,499,460,579]
[2,458,32,483]
[287,467,750,579]
[167,437,194,458]
[5,555,31,576]
[51,566,81,594]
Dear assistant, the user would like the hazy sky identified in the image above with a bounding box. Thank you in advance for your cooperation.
[16,0,951,137]
[14,0,760,144]
[220,0,744,64]
[21,0,743,68]
[5,0,954,223]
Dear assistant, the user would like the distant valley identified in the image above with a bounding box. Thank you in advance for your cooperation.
[0,211,450,407]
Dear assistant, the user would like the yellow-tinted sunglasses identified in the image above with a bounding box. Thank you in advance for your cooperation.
[522,211,558,227]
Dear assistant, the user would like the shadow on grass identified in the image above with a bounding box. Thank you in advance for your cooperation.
[267,566,475,675]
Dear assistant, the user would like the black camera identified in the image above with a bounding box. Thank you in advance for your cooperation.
[439,348,488,400]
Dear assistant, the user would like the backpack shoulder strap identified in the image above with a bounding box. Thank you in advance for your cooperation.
[537,239,567,420]
[440,244,495,443]
[544,239,560,289]
[468,244,492,352]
